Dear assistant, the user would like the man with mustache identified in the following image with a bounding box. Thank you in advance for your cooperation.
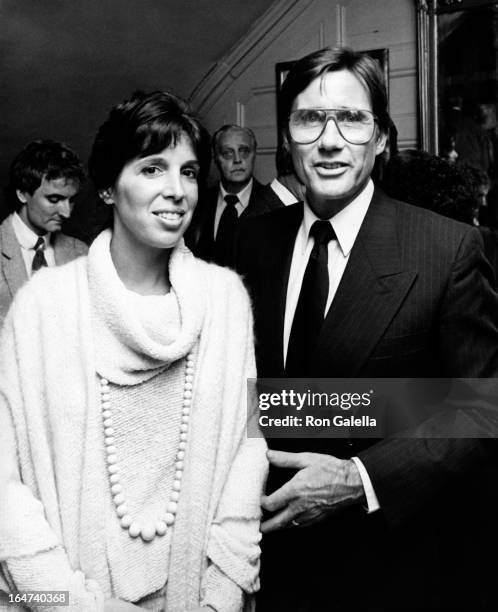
[0,140,87,326]
[235,47,498,611]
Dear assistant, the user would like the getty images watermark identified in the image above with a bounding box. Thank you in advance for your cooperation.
[247,378,498,438]
[259,388,375,426]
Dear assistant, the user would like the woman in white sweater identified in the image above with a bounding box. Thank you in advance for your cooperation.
[0,91,267,612]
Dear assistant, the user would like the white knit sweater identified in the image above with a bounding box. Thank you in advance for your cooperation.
[0,231,267,612]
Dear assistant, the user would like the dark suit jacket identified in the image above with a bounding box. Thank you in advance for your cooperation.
[186,178,283,264]
[0,215,88,326]
[479,225,498,287]
[235,189,498,611]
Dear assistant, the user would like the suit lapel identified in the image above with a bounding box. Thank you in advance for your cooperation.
[260,204,303,374]
[313,190,417,377]
[240,179,263,220]
[0,217,28,299]
[194,189,218,255]
[204,194,218,245]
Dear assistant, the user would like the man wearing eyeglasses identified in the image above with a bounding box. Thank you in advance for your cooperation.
[187,124,282,265]
[235,47,498,612]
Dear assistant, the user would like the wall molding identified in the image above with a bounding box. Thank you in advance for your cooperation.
[239,85,275,107]
[392,112,418,118]
[250,85,276,96]
[336,4,346,45]
[189,0,316,113]
[318,20,325,47]
[390,67,417,78]
[236,101,245,126]
[190,0,419,181]
[398,138,418,148]
[257,147,278,155]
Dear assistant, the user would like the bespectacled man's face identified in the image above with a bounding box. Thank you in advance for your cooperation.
[215,130,256,191]
[288,69,387,218]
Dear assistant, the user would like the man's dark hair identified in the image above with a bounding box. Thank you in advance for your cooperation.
[212,125,257,154]
[7,139,85,212]
[275,143,295,176]
[89,90,211,194]
[278,47,391,138]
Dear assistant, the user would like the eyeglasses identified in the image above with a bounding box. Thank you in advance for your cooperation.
[288,108,377,145]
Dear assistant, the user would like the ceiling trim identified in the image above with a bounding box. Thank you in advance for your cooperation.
[189,0,316,113]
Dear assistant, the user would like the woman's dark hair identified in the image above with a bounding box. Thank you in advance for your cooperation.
[89,91,211,194]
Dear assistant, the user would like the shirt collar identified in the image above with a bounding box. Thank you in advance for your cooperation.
[302,180,374,256]
[270,178,299,206]
[219,177,253,210]
[11,212,51,250]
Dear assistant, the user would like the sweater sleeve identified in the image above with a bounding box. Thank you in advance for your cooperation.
[200,565,243,612]
[2,549,104,612]
[200,435,267,612]
[0,306,105,611]
[200,273,268,612]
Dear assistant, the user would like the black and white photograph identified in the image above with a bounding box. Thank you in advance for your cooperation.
[1,1,498,611]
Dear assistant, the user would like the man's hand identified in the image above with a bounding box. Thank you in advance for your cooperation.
[261,450,366,533]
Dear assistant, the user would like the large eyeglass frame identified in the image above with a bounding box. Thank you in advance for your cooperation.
[288,108,378,145]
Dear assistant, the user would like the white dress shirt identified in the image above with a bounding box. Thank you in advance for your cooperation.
[11,213,55,276]
[283,180,374,362]
[213,179,253,239]
[270,178,299,206]
[283,179,380,513]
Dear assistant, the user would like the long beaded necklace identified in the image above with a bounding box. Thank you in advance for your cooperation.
[99,352,194,542]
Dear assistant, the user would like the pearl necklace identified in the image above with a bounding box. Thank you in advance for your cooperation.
[99,352,194,542]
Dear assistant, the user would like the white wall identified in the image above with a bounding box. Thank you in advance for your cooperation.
[190,0,417,184]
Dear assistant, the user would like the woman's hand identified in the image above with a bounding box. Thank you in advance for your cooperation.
[104,599,143,611]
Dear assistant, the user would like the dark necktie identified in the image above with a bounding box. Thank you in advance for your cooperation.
[285,220,336,377]
[31,236,48,273]
[215,194,239,265]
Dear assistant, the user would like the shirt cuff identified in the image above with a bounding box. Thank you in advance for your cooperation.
[351,456,380,513]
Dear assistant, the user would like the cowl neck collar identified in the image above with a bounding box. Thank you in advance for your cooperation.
[88,229,205,385]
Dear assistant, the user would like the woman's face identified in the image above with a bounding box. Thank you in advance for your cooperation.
[108,134,199,255]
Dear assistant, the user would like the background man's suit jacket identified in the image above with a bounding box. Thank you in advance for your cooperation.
[0,216,88,325]
[235,189,498,611]
[186,178,282,263]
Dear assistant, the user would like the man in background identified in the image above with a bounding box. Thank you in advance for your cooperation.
[0,139,87,325]
[188,124,281,265]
